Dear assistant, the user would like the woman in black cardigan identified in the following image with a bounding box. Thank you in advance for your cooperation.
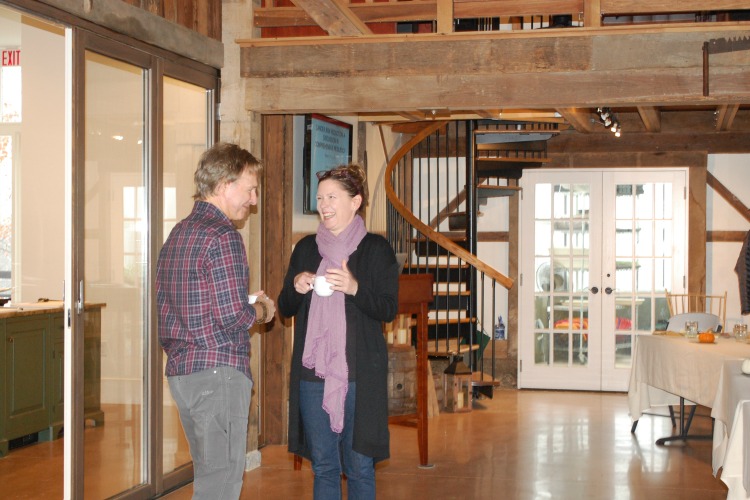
[278,164,399,499]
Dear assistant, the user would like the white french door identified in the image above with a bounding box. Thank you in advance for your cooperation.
[519,169,686,391]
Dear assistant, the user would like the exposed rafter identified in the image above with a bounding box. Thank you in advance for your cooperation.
[292,0,372,36]
[637,106,661,133]
[556,108,594,133]
[715,104,740,131]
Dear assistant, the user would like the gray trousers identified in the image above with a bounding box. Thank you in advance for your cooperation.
[168,366,253,500]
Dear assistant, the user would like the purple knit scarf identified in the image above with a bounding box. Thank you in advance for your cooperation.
[302,215,367,433]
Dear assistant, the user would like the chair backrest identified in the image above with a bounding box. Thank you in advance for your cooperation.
[665,290,727,331]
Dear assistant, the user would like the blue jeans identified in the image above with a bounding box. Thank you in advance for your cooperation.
[168,367,252,500]
[299,380,375,500]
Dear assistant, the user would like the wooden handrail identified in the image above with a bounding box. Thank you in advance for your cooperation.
[384,122,515,290]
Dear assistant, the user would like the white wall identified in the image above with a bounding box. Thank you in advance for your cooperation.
[14,19,66,303]
[365,122,402,233]
[707,154,750,328]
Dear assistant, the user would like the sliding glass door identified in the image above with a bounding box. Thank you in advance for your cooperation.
[71,32,217,498]
[161,73,212,485]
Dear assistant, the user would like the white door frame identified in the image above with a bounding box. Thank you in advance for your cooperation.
[518,168,687,391]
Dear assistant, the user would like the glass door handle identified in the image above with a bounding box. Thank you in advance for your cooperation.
[590,287,599,294]
[605,287,614,295]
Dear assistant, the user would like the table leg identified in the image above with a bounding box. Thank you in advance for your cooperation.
[655,398,713,445]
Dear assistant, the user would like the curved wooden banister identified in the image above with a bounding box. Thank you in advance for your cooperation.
[384,122,515,290]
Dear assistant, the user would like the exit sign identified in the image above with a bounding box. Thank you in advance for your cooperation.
[2,49,20,67]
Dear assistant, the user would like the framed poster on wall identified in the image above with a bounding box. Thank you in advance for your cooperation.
[303,113,353,214]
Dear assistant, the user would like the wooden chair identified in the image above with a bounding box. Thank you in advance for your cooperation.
[665,290,727,332]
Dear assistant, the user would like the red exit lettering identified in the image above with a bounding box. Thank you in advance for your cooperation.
[2,50,21,67]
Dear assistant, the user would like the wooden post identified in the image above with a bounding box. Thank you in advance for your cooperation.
[584,0,601,28]
[436,0,454,34]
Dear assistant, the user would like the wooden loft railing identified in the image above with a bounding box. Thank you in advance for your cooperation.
[256,0,750,33]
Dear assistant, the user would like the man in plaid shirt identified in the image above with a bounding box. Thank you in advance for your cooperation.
[157,142,275,499]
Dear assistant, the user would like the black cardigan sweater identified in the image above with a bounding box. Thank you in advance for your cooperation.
[278,232,399,462]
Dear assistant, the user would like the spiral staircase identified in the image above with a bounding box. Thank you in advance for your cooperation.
[384,119,558,394]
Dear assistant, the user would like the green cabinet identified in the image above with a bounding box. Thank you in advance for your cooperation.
[46,314,65,439]
[0,306,102,456]
[1,315,52,456]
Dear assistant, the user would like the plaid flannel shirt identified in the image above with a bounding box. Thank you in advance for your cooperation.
[156,201,256,379]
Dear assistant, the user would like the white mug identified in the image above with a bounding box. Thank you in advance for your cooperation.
[313,276,334,297]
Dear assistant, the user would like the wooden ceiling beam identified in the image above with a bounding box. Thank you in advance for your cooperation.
[715,104,740,131]
[291,0,372,36]
[637,106,661,132]
[556,107,595,133]
[242,27,750,114]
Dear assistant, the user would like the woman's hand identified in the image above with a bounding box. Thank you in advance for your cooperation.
[294,271,316,295]
[326,260,358,296]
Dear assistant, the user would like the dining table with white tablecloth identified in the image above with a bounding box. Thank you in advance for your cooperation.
[711,359,750,499]
[627,333,750,500]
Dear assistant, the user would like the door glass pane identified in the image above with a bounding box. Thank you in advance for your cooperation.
[162,75,209,476]
[613,182,674,369]
[84,51,146,497]
[534,183,590,367]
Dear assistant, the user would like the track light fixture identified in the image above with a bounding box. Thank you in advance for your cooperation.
[596,107,622,137]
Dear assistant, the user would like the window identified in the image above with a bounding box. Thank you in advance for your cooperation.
[0,57,20,298]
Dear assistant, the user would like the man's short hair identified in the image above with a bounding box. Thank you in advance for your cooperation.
[193,142,262,200]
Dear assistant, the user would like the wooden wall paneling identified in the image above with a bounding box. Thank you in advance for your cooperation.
[261,114,295,444]
[208,0,221,40]
[176,0,196,38]
[162,0,177,23]
[688,161,708,295]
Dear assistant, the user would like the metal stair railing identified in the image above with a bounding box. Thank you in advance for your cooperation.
[384,120,513,389]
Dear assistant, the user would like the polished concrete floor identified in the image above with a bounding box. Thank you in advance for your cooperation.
[162,390,728,500]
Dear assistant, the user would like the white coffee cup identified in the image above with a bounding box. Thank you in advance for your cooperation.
[313,276,333,297]
[248,294,258,304]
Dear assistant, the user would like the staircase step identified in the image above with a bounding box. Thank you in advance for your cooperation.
[411,235,468,256]
[448,212,467,231]
[428,310,471,322]
[476,157,549,180]
[426,339,479,357]
[477,185,522,199]
[471,372,500,399]
[471,371,500,386]
[407,255,470,268]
